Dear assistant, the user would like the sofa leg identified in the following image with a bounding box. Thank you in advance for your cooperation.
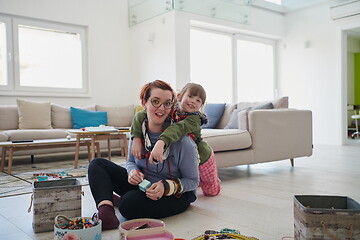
[290,158,294,167]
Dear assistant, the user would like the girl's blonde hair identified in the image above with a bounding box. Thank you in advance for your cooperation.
[178,83,206,104]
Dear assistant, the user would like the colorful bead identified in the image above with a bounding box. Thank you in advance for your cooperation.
[60,217,97,229]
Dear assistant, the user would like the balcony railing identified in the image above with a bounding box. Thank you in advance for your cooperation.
[128,0,251,26]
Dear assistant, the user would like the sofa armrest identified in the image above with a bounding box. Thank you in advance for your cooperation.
[248,109,313,163]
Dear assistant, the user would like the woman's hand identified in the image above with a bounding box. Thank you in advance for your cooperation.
[128,169,144,185]
[149,140,165,164]
[131,137,143,159]
[146,181,164,201]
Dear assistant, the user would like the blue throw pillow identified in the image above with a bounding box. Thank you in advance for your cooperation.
[202,103,226,129]
[70,107,108,129]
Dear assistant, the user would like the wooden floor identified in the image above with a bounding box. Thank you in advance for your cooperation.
[0,145,359,239]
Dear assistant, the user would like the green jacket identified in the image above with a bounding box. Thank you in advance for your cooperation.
[130,110,212,165]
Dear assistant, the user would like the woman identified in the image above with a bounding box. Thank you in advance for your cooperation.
[88,80,200,230]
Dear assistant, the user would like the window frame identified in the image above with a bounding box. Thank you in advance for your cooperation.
[0,14,89,97]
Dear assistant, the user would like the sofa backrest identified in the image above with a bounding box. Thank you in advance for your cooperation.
[51,104,96,129]
[0,102,135,130]
[52,104,135,129]
[0,105,19,130]
[235,96,288,110]
[216,96,289,129]
[96,105,135,127]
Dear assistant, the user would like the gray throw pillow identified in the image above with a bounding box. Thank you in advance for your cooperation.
[252,102,274,110]
[224,102,274,129]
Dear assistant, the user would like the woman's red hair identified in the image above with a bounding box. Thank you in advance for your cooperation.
[139,80,176,105]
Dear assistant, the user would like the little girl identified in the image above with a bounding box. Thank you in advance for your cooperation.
[131,83,221,196]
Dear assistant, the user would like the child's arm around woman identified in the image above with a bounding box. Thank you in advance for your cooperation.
[150,113,205,163]
[130,110,147,160]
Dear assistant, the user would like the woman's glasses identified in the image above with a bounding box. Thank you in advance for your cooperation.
[148,98,174,109]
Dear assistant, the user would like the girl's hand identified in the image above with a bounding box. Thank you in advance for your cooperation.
[149,140,165,164]
[131,137,143,159]
[146,181,164,201]
[128,169,144,185]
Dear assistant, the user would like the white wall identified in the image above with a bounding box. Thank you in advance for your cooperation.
[0,0,138,107]
[129,11,177,95]
[278,2,342,145]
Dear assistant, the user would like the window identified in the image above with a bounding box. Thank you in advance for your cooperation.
[190,29,233,103]
[236,35,275,102]
[0,14,88,96]
[0,18,9,87]
[190,27,275,103]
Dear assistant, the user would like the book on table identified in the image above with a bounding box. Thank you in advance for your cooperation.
[84,126,118,132]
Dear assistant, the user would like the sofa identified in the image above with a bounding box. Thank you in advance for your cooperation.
[201,97,313,168]
[0,100,135,158]
[0,97,313,168]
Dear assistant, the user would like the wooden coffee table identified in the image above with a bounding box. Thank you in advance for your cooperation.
[69,129,130,169]
[0,138,99,174]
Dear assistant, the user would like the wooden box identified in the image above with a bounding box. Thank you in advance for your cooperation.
[294,195,360,240]
[32,179,81,233]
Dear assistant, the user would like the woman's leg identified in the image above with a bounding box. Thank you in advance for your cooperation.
[88,158,136,230]
[88,157,136,205]
[119,190,195,220]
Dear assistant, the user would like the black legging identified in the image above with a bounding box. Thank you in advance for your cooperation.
[88,158,195,220]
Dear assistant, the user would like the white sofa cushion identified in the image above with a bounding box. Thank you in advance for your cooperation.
[52,104,96,129]
[4,129,69,141]
[17,99,52,129]
[0,132,9,141]
[201,128,251,152]
[0,105,19,130]
[96,105,134,127]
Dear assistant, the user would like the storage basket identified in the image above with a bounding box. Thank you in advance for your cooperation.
[125,228,174,240]
[119,218,168,240]
[54,215,102,240]
[31,179,81,233]
[294,195,360,239]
